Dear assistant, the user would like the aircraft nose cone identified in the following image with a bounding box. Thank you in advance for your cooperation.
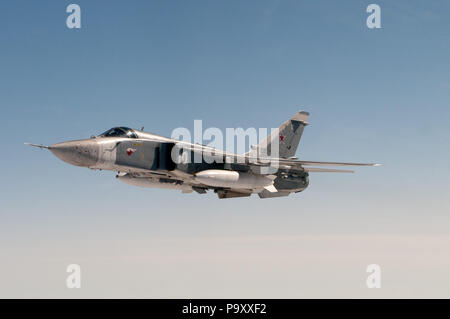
[50,140,99,167]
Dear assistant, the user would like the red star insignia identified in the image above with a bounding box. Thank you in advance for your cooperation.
[279,134,285,142]
[126,148,136,156]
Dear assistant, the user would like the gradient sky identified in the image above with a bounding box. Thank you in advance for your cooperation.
[1,0,450,298]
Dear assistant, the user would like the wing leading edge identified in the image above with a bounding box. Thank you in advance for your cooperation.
[304,167,355,173]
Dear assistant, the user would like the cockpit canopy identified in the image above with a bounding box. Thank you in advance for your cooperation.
[99,127,138,138]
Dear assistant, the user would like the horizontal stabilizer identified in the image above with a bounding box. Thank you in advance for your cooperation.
[295,161,380,167]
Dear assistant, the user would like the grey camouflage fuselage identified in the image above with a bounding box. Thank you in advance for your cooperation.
[28,111,378,199]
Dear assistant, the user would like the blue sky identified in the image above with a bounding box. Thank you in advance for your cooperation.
[1,0,450,297]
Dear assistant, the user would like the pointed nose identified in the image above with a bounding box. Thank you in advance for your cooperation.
[50,140,99,168]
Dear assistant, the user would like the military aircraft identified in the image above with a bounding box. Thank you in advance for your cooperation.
[26,111,379,199]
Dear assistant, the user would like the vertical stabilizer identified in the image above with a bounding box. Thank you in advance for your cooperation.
[254,111,309,158]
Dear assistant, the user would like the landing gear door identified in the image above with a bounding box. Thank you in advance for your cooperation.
[115,140,159,170]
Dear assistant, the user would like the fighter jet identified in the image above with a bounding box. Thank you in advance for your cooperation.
[26,111,379,199]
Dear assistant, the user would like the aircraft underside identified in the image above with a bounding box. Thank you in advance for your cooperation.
[116,167,309,199]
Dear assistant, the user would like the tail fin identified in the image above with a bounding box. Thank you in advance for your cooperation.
[253,111,309,159]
